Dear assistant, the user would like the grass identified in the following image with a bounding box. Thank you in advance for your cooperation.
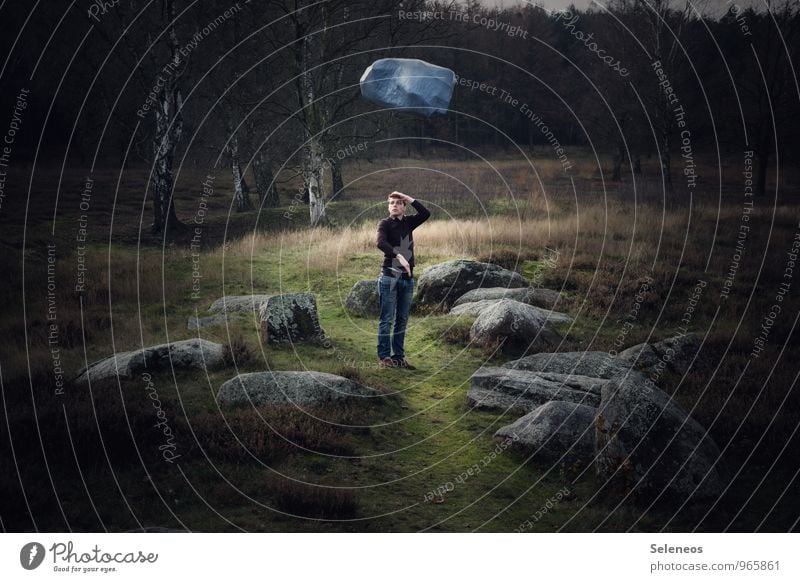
[1,151,799,532]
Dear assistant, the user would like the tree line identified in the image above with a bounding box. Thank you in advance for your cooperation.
[1,0,797,231]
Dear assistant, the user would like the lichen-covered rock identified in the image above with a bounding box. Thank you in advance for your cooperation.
[467,366,602,412]
[618,333,702,379]
[595,370,725,501]
[524,287,564,310]
[504,351,633,379]
[217,371,378,407]
[451,298,572,325]
[469,299,561,355]
[415,260,529,309]
[259,292,326,344]
[453,286,531,306]
[344,279,380,317]
[208,294,272,315]
[495,400,597,464]
[75,339,226,385]
[453,286,563,310]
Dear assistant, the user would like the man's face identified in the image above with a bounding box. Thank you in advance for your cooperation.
[388,198,406,218]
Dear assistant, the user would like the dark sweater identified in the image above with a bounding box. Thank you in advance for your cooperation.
[376,200,431,277]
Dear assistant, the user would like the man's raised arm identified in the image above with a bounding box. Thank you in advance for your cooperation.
[407,199,431,229]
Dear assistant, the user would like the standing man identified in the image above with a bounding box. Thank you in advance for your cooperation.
[376,191,431,368]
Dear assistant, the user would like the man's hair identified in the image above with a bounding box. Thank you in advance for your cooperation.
[387,191,406,205]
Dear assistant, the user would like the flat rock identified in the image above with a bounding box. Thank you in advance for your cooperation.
[469,299,561,355]
[416,260,529,309]
[208,294,272,315]
[467,366,602,412]
[451,298,572,325]
[617,333,702,378]
[595,370,725,501]
[217,371,378,407]
[75,339,226,385]
[453,286,563,310]
[495,400,597,464]
[504,351,633,379]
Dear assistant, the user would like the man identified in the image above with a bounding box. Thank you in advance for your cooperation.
[376,191,431,369]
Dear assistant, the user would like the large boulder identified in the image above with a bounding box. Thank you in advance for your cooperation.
[343,279,380,317]
[208,294,272,315]
[504,351,633,379]
[75,339,226,385]
[467,367,602,412]
[495,400,597,464]
[617,334,702,379]
[469,299,561,355]
[259,292,326,345]
[217,371,378,407]
[453,286,563,310]
[595,370,725,501]
[415,260,529,309]
[523,288,564,310]
[451,299,572,325]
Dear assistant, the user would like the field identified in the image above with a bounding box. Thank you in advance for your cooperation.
[2,150,799,532]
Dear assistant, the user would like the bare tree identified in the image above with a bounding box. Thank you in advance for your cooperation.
[263,0,454,226]
[149,0,187,233]
[729,0,800,195]
[610,0,703,188]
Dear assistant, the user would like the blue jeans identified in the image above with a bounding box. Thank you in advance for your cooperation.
[377,274,414,359]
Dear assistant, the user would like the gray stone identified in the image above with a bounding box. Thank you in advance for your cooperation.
[467,366,602,412]
[217,371,378,407]
[451,298,572,325]
[524,287,565,310]
[208,294,272,315]
[495,400,597,464]
[453,286,563,310]
[595,370,725,500]
[416,260,529,309]
[469,299,561,355]
[259,292,326,344]
[453,287,531,306]
[75,339,226,385]
[504,351,633,379]
[344,279,380,317]
[618,334,702,378]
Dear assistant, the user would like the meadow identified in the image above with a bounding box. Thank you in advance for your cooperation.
[2,150,799,532]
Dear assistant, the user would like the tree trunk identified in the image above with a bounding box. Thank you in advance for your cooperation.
[150,0,183,234]
[330,155,344,201]
[230,135,252,213]
[660,119,672,189]
[612,143,625,182]
[305,136,329,227]
[756,150,770,196]
[254,150,278,207]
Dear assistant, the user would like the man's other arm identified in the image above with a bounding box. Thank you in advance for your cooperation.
[406,199,431,229]
[376,220,396,257]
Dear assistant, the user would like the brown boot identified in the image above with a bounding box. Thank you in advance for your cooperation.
[378,357,396,368]
[392,357,417,370]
